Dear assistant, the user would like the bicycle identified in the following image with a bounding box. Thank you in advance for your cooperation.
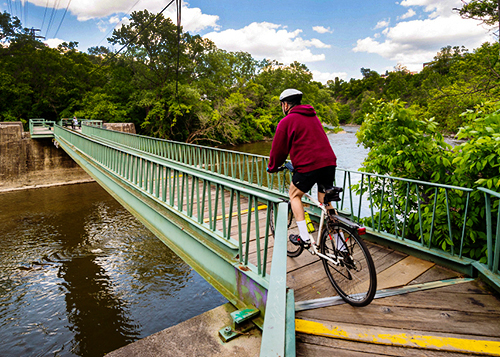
[269,163,377,307]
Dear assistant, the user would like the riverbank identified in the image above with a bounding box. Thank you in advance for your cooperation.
[0,122,136,192]
[0,178,96,194]
[107,303,261,357]
[0,122,91,191]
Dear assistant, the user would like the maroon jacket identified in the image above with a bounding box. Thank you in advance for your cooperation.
[268,105,337,173]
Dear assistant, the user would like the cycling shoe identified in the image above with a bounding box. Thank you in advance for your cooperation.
[289,234,311,249]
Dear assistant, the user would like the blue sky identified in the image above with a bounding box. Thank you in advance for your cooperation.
[1,0,495,82]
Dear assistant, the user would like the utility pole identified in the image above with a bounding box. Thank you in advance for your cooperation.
[29,28,45,40]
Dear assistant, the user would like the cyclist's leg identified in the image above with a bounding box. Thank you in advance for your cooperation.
[289,182,305,221]
[290,169,328,246]
[289,182,310,245]
[317,165,336,210]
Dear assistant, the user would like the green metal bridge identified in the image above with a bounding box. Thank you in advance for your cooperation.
[29,119,500,356]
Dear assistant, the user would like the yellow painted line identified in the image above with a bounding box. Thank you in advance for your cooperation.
[295,319,500,356]
[203,205,268,223]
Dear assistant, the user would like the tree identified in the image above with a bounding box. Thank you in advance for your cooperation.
[458,0,499,27]
[0,11,22,43]
[457,0,500,58]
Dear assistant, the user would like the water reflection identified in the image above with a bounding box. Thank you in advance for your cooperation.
[0,183,226,356]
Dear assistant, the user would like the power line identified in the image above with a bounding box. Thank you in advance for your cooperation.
[45,0,61,38]
[17,0,22,24]
[95,0,143,47]
[6,0,13,17]
[53,0,71,38]
[24,0,28,27]
[175,0,181,100]
[40,0,50,32]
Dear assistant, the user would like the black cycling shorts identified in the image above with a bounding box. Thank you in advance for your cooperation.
[292,165,336,194]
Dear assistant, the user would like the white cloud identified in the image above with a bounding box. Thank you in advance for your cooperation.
[353,1,492,72]
[27,0,219,32]
[399,8,416,20]
[204,22,330,64]
[109,16,121,25]
[313,26,333,34]
[374,20,390,29]
[400,0,458,18]
[44,38,65,48]
[311,70,347,84]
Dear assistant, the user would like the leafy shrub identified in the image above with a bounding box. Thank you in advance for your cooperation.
[356,100,499,262]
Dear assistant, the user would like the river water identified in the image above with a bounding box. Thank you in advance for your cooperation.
[0,184,227,356]
[0,126,368,357]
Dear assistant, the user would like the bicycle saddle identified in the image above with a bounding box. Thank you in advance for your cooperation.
[321,185,343,202]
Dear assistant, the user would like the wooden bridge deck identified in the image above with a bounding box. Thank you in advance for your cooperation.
[31,126,54,137]
[288,240,500,356]
[238,209,500,356]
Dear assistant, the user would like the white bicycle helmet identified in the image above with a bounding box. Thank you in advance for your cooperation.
[279,88,303,102]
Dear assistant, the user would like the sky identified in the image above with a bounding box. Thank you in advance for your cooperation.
[1,0,496,82]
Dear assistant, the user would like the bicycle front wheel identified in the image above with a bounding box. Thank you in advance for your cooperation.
[320,222,377,307]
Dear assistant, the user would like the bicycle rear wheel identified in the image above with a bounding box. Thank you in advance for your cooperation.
[269,202,304,257]
[320,221,377,306]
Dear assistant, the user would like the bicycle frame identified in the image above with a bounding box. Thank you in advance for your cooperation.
[301,191,345,266]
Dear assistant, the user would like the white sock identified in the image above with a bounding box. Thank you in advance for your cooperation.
[296,220,310,242]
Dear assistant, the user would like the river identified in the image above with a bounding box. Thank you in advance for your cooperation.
[0,126,368,356]
[0,184,227,356]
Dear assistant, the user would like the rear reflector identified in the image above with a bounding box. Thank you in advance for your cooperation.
[358,227,366,235]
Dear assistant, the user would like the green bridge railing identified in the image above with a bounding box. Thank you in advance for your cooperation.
[80,124,499,293]
[29,118,55,137]
[53,124,294,356]
[475,188,500,288]
[82,125,285,193]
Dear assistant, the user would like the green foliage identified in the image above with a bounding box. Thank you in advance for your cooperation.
[329,43,500,130]
[1,8,498,145]
[453,102,500,190]
[74,92,128,122]
[337,104,352,123]
[458,0,499,26]
[357,99,451,181]
[356,100,499,262]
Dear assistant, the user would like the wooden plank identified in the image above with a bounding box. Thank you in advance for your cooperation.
[367,255,435,291]
[295,319,500,356]
[410,265,496,295]
[296,303,500,337]
[297,333,474,357]
[369,289,500,314]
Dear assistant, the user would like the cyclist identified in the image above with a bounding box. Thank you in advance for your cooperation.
[267,88,337,248]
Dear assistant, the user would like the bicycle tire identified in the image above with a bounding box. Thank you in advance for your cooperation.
[320,221,377,306]
[269,202,304,257]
